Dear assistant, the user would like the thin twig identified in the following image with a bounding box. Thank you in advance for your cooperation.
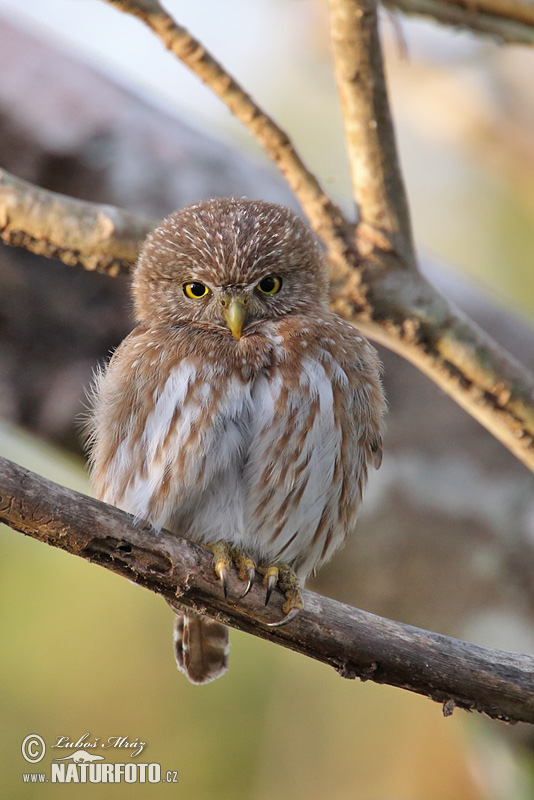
[329,0,416,267]
[1,455,533,724]
[0,169,154,275]
[386,0,534,45]
[443,0,534,26]
[102,0,354,269]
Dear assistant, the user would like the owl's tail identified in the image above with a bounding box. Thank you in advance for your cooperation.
[173,612,229,684]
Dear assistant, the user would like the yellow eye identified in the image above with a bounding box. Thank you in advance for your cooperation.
[257,274,282,295]
[184,281,210,299]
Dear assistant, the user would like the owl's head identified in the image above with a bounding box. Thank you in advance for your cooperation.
[133,198,328,338]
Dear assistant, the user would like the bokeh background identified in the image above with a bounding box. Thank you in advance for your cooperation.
[1,1,534,798]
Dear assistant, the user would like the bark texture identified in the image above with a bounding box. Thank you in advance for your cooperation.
[1,455,534,725]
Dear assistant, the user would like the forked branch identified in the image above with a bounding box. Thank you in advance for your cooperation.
[1,455,534,724]
[0,1,532,467]
[102,0,354,270]
[90,0,534,471]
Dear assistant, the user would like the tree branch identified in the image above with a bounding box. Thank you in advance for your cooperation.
[330,258,534,471]
[90,0,534,471]
[0,168,154,275]
[2,2,534,470]
[329,0,416,267]
[325,0,534,468]
[386,0,534,46]
[2,172,534,470]
[101,0,354,270]
[1,454,533,724]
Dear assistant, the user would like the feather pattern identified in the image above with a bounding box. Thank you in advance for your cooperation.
[87,198,386,684]
[89,315,382,575]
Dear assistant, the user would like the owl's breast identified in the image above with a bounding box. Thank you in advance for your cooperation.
[90,317,382,579]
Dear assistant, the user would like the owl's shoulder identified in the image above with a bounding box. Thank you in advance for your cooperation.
[105,323,219,384]
[108,323,188,372]
[272,312,381,379]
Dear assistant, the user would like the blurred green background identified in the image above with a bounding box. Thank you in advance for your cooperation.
[1,1,534,798]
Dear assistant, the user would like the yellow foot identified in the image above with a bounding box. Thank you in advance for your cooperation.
[259,562,304,627]
[209,541,256,599]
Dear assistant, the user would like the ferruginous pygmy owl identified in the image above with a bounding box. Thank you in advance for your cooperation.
[88,198,385,684]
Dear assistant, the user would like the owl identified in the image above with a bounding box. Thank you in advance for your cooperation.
[88,198,385,684]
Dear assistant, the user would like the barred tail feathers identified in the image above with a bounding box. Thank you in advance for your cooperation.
[173,612,229,684]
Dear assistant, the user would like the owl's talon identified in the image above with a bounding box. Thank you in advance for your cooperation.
[265,580,274,606]
[211,540,232,598]
[267,606,301,628]
[263,565,279,606]
[218,567,229,598]
[229,548,256,598]
[210,542,257,599]
[260,562,304,624]
[239,566,256,599]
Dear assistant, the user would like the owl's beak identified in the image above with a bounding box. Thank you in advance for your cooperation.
[223,297,248,340]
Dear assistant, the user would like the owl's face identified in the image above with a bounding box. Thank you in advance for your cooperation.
[133,198,329,338]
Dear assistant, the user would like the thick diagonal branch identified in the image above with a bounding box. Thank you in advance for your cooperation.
[0,168,154,275]
[329,0,416,266]
[1,455,534,724]
[330,263,534,469]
